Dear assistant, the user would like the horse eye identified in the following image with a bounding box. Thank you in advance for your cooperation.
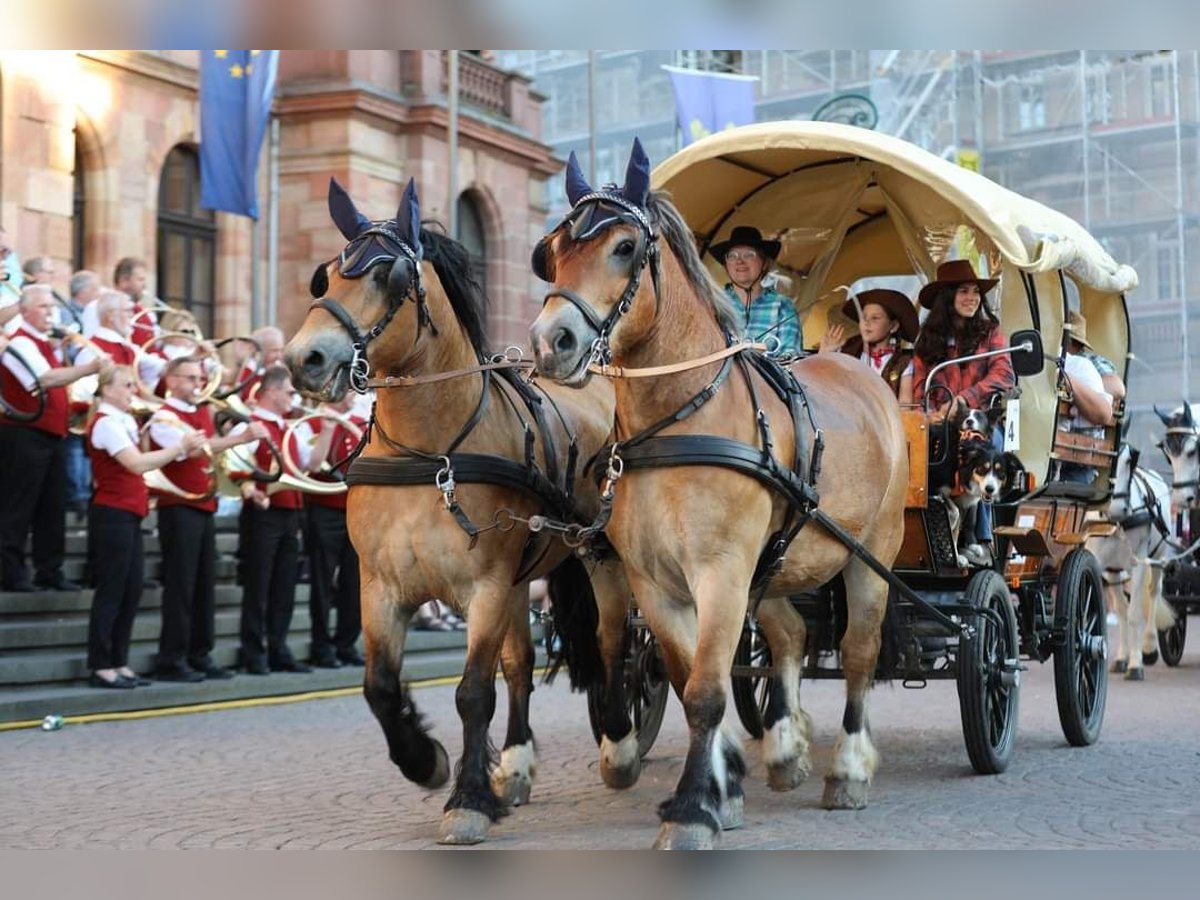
[614,238,636,258]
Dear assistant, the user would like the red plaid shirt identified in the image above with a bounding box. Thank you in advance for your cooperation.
[912,324,1014,409]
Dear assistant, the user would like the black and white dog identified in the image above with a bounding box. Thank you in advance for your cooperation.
[935,412,1022,568]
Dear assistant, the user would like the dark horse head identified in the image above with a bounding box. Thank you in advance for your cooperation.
[285,177,489,400]
[529,139,737,384]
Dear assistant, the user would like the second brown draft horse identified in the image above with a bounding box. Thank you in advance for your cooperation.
[284,179,634,845]
[530,141,909,849]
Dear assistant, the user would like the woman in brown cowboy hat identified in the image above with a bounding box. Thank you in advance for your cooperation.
[820,288,919,403]
[912,259,1014,420]
[709,225,802,359]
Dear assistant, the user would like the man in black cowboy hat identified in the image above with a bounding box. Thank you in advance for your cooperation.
[710,225,801,359]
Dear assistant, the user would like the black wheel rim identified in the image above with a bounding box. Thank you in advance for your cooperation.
[1074,569,1105,720]
[629,631,667,736]
[982,603,1014,747]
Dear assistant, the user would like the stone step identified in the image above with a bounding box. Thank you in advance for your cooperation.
[55,531,241,557]
[0,584,279,616]
[0,625,472,686]
[0,647,487,724]
[49,556,240,583]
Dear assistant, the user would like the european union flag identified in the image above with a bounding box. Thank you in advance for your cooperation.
[663,65,757,147]
[200,50,279,219]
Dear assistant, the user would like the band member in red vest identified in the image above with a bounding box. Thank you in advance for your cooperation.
[147,356,268,683]
[0,286,107,592]
[237,364,330,675]
[85,364,204,688]
[75,290,166,391]
[236,325,285,405]
[304,393,367,667]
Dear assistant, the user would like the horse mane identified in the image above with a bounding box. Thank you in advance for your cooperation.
[644,190,741,336]
[418,222,490,356]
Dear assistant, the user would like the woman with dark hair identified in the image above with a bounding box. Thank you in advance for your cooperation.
[912,260,1015,420]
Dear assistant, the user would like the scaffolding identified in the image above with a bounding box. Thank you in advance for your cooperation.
[497,50,1200,436]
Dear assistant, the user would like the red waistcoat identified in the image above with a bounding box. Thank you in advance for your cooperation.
[306,414,367,511]
[148,403,219,514]
[254,413,303,510]
[0,326,68,437]
[88,411,148,517]
[130,304,156,353]
[91,335,137,367]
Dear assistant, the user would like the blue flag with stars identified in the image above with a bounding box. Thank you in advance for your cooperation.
[199,50,279,219]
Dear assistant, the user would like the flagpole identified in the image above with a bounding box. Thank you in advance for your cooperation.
[267,115,280,327]
[588,51,597,184]
[447,50,459,238]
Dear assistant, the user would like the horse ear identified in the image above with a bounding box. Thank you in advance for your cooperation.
[531,236,554,283]
[1154,404,1173,426]
[1184,401,1195,429]
[620,137,651,207]
[1129,446,1141,469]
[395,178,423,258]
[565,151,592,207]
[328,178,372,241]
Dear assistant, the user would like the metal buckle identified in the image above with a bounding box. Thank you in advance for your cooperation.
[349,342,371,393]
[435,455,457,508]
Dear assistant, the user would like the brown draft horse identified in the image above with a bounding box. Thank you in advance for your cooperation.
[530,142,909,849]
[284,179,635,845]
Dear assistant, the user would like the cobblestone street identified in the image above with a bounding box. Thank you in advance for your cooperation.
[4,639,1199,850]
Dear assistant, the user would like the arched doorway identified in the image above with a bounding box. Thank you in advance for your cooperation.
[157,145,216,334]
[456,191,488,293]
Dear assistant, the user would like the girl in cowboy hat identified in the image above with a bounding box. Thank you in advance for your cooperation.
[912,259,1015,422]
[820,288,919,403]
[710,225,802,359]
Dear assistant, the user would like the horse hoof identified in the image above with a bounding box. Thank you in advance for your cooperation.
[766,756,811,792]
[1125,666,1145,682]
[822,777,870,810]
[653,822,718,850]
[718,794,744,831]
[1143,651,1159,666]
[599,732,641,789]
[1110,660,1128,674]
[490,769,532,807]
[437,809,492,845]
[490,742,537,806]
[417,740,450,789]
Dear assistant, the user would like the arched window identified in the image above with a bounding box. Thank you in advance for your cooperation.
[456,192,488,293]
[157,146,216,334]
[72,142,85,271]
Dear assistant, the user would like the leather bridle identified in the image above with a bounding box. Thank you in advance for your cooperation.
[309,222,437,393]
[541,191,661,367]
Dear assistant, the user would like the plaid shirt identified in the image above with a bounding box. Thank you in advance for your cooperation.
[1081,349,1117,377]
[726,285,802,358]
[912,323,1015,409]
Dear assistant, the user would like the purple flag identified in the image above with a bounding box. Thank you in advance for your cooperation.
[664,66,757,146]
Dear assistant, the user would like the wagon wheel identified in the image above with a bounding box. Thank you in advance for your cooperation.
[1158,576,1188,667]
[956,569,1021,775]
[731,623,773,740]
[585,623,669,758]
[1053,548,1109,747]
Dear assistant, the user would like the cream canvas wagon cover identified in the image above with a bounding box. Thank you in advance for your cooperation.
[651,120,1136,478]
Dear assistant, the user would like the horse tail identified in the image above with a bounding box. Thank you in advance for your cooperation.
[1154,594,1178,631]
[874,586,903,683]
[542,554,604,691]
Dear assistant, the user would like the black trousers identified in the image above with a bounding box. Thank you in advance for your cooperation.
[86,504,144,670]
[239,505,300,667]
[305,503,361,658]
[0,425,66,587]
[157,505,216,671]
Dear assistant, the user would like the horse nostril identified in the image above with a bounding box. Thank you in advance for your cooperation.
[552,328,576,355]
[303,348,327,376]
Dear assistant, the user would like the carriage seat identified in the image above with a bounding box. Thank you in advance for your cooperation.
[1041,395,1123,500]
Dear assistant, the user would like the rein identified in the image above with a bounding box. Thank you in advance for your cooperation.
[588,340,765,379]
[367,351,534,388]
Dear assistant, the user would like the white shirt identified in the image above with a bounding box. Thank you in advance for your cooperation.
[76,326,165,386]
[2,321,57,391]
[147,396,200,460]
[1063,353,1112,432]
[859,346,914,378]
[90,401,138,458]
[246,406,316,471]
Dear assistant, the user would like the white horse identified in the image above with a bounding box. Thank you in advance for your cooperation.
[1155,402,1200,511]
[1086,443,1177,680]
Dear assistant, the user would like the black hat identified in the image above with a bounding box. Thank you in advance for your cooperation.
[708,226,781,263]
